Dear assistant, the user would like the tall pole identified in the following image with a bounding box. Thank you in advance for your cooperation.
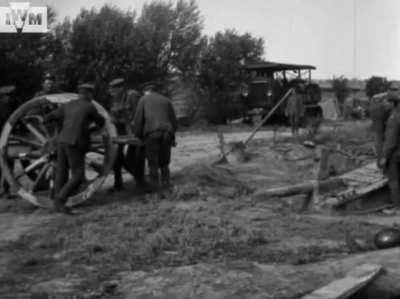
[353,0,357,78]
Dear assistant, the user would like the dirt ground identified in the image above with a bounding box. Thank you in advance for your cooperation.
[0,120,396,298]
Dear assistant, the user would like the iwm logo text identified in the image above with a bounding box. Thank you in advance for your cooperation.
[0,2,47,33]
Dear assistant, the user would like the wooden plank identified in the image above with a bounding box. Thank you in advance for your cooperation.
[111,135,143,146]
[342,175,380,184]
[334,179,388,206]
[302,264,382,299]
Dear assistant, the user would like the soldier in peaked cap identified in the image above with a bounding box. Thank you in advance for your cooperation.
[370,92,393,165]
[0,85,17,197]
[44,83,104,214]
[35,73,58,97]
[379,92,400,211]
[108,78,145,192]
[0,85,17,129]
[132,82,177,191]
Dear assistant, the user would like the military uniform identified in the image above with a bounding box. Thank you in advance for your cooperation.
[45,84,104,213]
[381,100,400,206]
[0,86,16,195]
[109,78,144,189]
[285,90,305,137]
[132,88,177,189]
[35,73,58,96]
[369,100,391,162]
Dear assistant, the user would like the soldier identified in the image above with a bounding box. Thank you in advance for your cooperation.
[108,78,145,192]
[379,92,400,211]
[44,84,105,214]
[285,84,305,138]
[0,86,17,196]
[0,85,16,128]
[35,73,58,96]
[132,83,177,190]
[369,94,392,165]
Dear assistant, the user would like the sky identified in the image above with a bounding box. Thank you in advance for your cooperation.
[1,0,399,80]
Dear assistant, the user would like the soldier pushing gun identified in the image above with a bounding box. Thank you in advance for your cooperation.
[44,84,105,214]
[108,78,146,193]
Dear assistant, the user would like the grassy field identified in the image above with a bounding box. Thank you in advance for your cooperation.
[0,119,386,298]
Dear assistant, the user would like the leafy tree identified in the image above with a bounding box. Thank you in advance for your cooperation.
[134,0,205,85]
[49,5,138,106]
[366,76,390,98]
[0,6,58,102]
[199,29,264,123]
[332,76,350,117]
[49,1,205,106]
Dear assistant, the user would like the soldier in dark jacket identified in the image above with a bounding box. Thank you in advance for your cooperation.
[285,84,305,138]
[45,84,104,214]
[108,78,145,191]
[379,92,400,208]
[0,86,17,196]
[369,94,392,163]
[35,73,58,96]
[132,83,177,190]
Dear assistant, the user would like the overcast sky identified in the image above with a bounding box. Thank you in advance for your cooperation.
[2,0,399,79]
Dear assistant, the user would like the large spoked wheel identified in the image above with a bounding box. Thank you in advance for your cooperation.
[0,93,118,208]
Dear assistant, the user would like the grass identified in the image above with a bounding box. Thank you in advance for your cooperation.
[0,195,385,298]
[0,119,384,297]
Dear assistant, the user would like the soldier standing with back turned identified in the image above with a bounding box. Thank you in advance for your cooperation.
[132,83,177,191]
[285,83,305,138]
[44,84,105,214]
[379,92,400,213]
[108,78,145,192]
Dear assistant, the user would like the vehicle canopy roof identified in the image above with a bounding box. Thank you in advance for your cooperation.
[244,61,316,73]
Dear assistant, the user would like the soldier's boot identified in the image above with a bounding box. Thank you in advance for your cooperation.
[388,179,400,209]
[161,166,170,188]
[53,197,72,215]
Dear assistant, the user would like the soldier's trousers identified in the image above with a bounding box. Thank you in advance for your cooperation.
[386,157,400,207]
[113,123,145,187]
[113,123,126,187]
[125,145,146,186]
[144,130,173,187]
[289,114,300,135]
[54,143,85,204]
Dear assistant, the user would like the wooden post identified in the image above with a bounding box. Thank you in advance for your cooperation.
[317,146,331,180]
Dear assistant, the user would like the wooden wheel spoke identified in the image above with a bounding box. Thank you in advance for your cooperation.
[23,121,47,144]
[8,149,42,160]
[31,163,51,192]
[88,148,105,155]
[9,135,42,148]
[15,156,48,180]
[85,159,103,174]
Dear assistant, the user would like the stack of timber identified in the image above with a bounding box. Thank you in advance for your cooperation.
[253,162,387,209]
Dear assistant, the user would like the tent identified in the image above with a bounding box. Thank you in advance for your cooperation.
[319,97,339,120]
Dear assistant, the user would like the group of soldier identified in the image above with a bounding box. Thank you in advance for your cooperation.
[370,85,400,213]
[0,74,177,214]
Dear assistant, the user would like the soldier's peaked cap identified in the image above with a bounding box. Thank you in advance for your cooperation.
[0,85,16,95]
[78,83,95,90]
[142,81,156,91]
[109,78,125,87]
[44,73,55,81]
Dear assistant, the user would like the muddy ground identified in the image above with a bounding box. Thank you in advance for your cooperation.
[0,120,396,298]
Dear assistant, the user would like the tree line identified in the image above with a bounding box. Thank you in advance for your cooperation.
[0,0,393,124]
[0,0,264,123]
